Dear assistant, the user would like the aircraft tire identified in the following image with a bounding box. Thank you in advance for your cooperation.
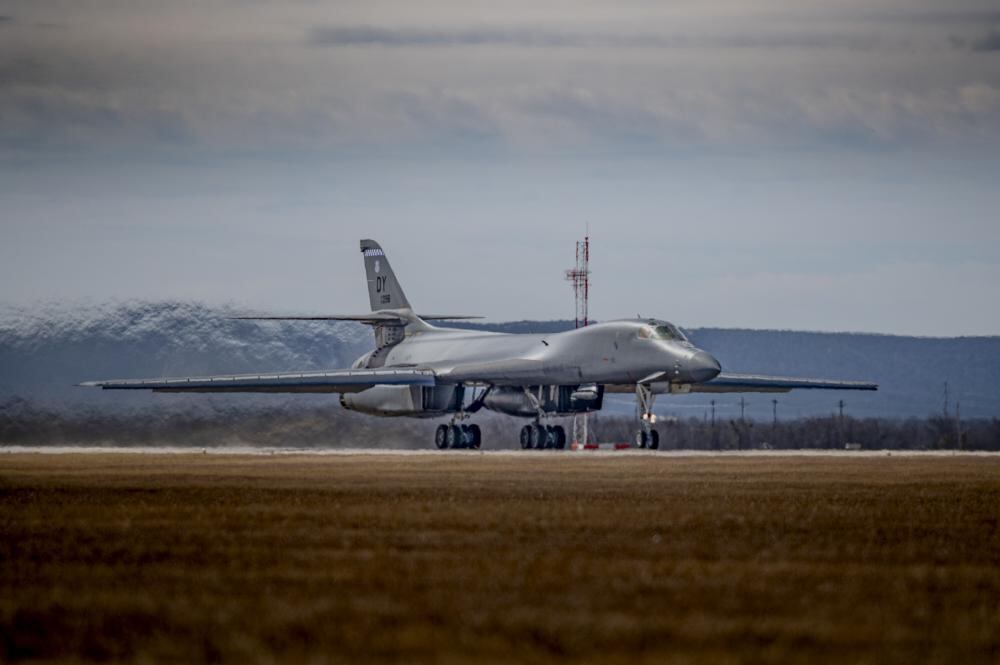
[554,425,566,449]
[519,425,532,449]
[532,424,548,449]
[469,424,482,449]
[446,425,463,449]
[635,430,648,449]
[435,424,449,449]
[649,429,660,450]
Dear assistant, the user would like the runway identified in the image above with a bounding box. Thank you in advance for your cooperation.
[3,445,998,457]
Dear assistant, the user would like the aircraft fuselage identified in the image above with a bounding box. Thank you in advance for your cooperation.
[367,319,722,387]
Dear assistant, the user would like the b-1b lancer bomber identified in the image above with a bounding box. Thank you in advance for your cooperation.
[82,239,877,449]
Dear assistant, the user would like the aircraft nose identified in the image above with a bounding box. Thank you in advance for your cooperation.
[688,351,722,383]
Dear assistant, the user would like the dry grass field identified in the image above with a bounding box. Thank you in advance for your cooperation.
[2,452,999,664]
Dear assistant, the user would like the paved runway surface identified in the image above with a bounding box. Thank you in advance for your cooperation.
[2,451,998,664]
[5,445,999,457]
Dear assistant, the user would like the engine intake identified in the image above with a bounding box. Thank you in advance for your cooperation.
[341,385,464,417]
[482,385,603,417]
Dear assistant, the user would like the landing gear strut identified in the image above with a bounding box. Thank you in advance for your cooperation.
[635,383,661,450]
[517,387,566,450]
[434,385,488,450]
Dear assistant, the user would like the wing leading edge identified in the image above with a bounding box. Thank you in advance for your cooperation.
[691,372,878,394]
[79,367,436,394]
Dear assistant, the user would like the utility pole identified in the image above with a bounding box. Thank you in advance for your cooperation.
[739,396,747,451]
[771,399,778,444]
[710,399,717,449]
[838,399,845,445]
[956,401,962,450]
[943,381,950,418]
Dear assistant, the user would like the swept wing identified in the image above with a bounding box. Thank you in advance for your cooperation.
[691,372,877,394]
[79,367,435,394]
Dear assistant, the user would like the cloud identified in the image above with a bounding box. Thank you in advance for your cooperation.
[971,29,1000,52]
[1,3,999,156]
[307,25,887,52]
[950,29,1000,52]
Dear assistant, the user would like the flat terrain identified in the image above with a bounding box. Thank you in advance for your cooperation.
[2,452,999,664]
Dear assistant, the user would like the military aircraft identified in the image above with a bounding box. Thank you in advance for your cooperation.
[82,239,877,449]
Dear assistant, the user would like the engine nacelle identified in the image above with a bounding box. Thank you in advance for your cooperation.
[482,385,604,417]
[340,385,463,417]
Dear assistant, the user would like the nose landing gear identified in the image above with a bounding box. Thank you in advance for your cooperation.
[635,383,661,450]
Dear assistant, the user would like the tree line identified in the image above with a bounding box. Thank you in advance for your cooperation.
[2,398,999,450]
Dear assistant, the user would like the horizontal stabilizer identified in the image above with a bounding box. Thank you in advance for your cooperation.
[417,315,484,320]
[79,367,436,394]
[231,313,482,324]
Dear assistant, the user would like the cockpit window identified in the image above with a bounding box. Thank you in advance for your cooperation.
[639,324,688,342]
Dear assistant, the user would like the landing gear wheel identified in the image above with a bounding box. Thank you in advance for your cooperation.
[635,430,649,449]
[435,424,449,449]
[553,425,566,450]
[532,424,548,449]
[469,424,482,449]
[520,425,532,449]
[446,425,463,449]
[460,424,471,449]
[648,429,660,450]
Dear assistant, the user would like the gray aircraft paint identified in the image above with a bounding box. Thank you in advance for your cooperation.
[361,239,409,311]
[82,239,876,435]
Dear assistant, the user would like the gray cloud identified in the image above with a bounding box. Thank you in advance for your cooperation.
[971,29,1000,51]
[950,29,1000,52]
[307,25,888,52]
[1,1,999,157]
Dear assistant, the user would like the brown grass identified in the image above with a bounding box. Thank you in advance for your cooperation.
[2,452,999,664]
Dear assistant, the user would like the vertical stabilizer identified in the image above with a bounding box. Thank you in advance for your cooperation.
[360,239,411,311]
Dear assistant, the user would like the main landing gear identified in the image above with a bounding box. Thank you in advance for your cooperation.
[635,383,661,450]
[518,423,567,450]
[435,423,482,450]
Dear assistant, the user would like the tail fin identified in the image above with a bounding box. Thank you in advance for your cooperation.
[360,239,411,311]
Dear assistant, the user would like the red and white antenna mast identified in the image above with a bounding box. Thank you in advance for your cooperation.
[566,231,592,447]
[565,234,590,328]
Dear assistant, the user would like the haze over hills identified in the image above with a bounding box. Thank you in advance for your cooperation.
[1,301,997,421]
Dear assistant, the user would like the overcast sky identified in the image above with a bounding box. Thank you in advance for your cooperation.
[2,0,998,336]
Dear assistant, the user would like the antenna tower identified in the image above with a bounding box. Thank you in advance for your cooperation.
[565,235,590,328]
[567,233,592,446]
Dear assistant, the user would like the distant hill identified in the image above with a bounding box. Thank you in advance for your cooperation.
[2,302,997,420]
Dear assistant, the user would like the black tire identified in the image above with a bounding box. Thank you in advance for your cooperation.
[435,424,449,449]
[519,425,532,449]
[446,425,463,448]
[469,424,482,449]
[554,426,566,450]
[635,430,648,449]
[649,429,660,450]
[534,424,549,449]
